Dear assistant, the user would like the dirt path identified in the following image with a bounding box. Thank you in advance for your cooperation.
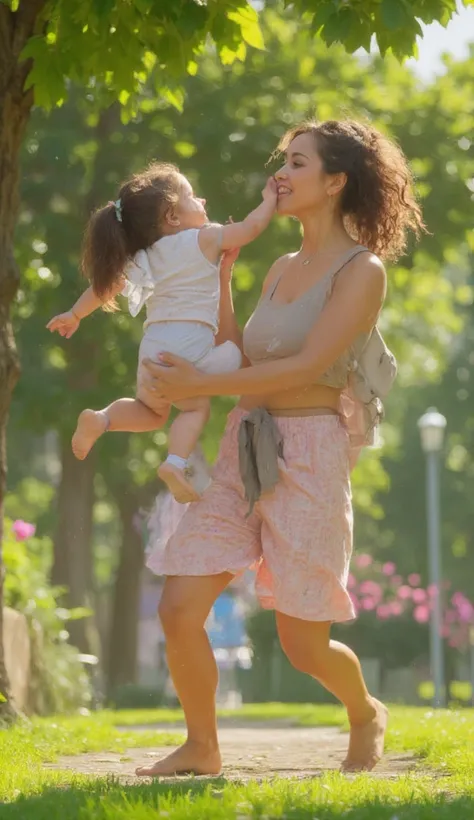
[44,723,416,783]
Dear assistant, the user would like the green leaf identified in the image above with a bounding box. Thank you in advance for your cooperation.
[381,0,410,30]
[228,8,265,50]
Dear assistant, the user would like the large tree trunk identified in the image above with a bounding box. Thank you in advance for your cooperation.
[105,484,146,697]
[0,1,47,720]
[52,440,98,653]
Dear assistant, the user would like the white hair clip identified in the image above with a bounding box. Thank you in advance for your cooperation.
[114,198,123,222]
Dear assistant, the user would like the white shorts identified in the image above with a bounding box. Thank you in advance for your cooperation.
[137,321,242,389]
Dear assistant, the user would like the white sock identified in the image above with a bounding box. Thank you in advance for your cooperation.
[165,454,188,470]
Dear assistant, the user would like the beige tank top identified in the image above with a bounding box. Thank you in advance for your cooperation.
[242,246,371,389]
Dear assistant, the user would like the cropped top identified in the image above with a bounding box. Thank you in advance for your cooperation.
[121,228,220,332]
[242,246,371,389]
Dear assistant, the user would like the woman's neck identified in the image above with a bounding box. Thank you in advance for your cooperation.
[298,209,353,257]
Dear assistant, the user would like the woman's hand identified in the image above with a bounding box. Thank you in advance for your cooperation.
[141,354,206,403]
[220,246,240,284]
[220,217,240,284]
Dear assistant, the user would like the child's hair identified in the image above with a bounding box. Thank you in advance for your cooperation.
[275,120,427,261]
[81,161,182,302]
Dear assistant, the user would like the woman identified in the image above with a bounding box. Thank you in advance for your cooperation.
[136,120,425,777]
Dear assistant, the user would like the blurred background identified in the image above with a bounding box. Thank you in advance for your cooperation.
[5,0,474,716]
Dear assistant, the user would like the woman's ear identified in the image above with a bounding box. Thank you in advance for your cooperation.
[327,172,347,197]
[165,206,181,227]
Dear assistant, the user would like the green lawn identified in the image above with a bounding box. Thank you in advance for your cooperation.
[1,704,473,819]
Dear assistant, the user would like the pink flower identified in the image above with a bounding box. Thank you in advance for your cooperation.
[359,580,383,602]
[408,573,421,587]
[389,601,403,617]
[412,588,428,604]
[347,573,357,590]
[414,604,430,623]
[390,575,403,587]
[349,592,360,613]
[376,604,391,620]
[397,585,412,601]
[458,602,474,624]
[428,583,440,598]
[12,520,36,541]
[382,562,396,576]
[361,597,377,611]
[355,553,373,569]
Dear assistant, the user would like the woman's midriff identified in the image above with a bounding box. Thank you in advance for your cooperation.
[238,382,342,414]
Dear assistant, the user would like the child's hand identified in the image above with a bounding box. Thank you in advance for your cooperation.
[46,310,81,339]
[262,176,278,205]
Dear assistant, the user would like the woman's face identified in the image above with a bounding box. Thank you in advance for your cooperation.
[275,132,340,218]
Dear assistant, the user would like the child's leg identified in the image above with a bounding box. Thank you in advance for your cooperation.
[72,398,169,461]
[158,398,210,504]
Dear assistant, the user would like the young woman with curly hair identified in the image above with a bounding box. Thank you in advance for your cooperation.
[137,119,426,777]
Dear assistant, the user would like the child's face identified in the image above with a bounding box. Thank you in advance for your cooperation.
[174,175,208,229]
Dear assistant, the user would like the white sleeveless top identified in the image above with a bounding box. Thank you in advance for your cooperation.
[121,229,220,331]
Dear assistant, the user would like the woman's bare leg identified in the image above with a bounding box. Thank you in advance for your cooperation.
[276,613,388,772]
[136,572,233,777]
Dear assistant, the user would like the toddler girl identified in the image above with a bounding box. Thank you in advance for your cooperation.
[47,161,277,503]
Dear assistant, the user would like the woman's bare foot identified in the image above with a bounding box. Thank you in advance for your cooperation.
[72,410,108,460]
[158,462,200,504]
[341,698,388,772]
[135,740,222,778]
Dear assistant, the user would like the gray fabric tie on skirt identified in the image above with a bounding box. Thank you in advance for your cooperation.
[238,407,284,516]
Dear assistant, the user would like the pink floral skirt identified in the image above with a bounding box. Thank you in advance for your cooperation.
[147,407,355,622]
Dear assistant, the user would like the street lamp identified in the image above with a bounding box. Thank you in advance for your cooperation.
[418,407,447,708]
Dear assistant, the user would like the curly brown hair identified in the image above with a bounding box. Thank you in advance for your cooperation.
[276,120,426,261]
[81,161,182,302]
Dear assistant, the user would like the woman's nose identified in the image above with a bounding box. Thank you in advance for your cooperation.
[274,166,288,180]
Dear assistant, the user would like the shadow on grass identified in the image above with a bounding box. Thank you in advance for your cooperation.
[2,777,472,820]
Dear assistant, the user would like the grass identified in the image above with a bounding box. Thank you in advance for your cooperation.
[1,704,473,819]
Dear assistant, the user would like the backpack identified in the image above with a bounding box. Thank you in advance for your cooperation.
[333,247,397,456]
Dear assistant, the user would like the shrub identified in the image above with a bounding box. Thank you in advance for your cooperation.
[4,518,92,714]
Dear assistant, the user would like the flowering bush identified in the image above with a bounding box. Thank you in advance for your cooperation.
[3,518,91,714]
[349,553,474,652]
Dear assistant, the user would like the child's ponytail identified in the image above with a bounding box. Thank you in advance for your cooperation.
[81,200,128,303]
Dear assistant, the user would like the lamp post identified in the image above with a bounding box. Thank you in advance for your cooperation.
[418,407,447,708]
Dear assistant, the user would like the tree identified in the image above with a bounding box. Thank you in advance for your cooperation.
[0,0,470,715]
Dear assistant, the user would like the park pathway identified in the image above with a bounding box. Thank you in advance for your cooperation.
[44,722,416,783]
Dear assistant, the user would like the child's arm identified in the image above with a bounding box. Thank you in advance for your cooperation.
[47,279,125,338]
[199,177,277,263]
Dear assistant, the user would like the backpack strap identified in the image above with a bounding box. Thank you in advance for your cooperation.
[327,245,370,293]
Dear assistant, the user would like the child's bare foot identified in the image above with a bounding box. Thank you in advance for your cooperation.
[341,698,388,772]
[135,740,221,778]
[72,410,108,460]
[158,462,200,504]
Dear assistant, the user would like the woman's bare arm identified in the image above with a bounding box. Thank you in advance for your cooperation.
[143,254,386,401]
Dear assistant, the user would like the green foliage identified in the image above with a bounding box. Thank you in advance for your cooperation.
[3,519,92,714]
[8,0,470,121]
[288,0,471,59]
[19,0,264,111]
